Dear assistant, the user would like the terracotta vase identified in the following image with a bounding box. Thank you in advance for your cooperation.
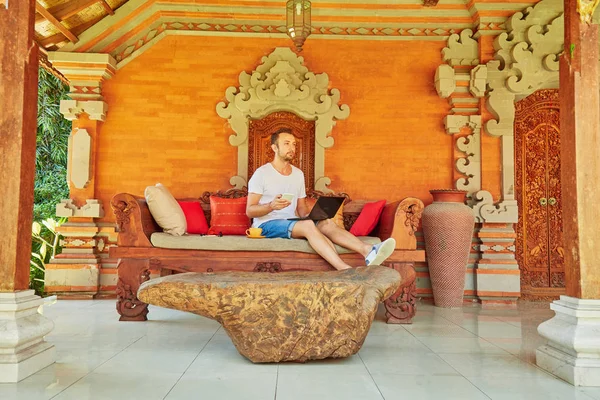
[422,189,475,308]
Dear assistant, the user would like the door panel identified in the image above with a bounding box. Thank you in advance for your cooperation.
[514,89,564,300]
[523,125,550,287]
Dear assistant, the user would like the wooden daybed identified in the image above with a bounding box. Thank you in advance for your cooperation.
[109,188,425,324]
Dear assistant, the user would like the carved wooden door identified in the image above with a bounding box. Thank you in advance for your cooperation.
[248,111,316,191]
[515,89,565,300]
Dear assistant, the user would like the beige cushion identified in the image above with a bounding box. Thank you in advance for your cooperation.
[144,183,186,236]
[151,233,380,254]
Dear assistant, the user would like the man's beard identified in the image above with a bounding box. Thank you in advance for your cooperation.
[277,149,295,162]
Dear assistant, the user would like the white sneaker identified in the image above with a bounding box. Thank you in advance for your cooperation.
[365,238,396,266]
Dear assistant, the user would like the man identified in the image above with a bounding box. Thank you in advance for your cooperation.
[246,127,396,271]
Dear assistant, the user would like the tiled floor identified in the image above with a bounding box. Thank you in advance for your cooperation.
[2,299,600,400]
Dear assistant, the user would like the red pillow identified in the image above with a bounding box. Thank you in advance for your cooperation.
[349,200,386,236]
[208,196,251,235]
[177,201,209,235]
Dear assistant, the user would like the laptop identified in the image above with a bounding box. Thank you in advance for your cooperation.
[288,196,345,221]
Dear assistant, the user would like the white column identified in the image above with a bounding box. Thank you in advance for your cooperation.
[0,291,55,382]
[537,297,600,386]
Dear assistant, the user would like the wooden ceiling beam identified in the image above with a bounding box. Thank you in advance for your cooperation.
[99,0,115,15]
[39,14,105,48]
[35,0,99,24]
[35,1,79,43]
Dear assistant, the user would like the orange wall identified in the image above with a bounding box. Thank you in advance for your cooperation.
[98,35,498,222]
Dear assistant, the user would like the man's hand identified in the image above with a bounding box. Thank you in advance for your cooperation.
[269,194,291,210]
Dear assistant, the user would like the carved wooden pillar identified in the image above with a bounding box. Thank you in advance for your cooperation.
[0,0,55,382]
[536,0,600,386]
[44,53,117,298]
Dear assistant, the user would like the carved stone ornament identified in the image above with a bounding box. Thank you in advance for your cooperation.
[60,99,108,121]
[485,0,563,138]
[69,128,92,189]
[434,65,455,98]
[473,0,563,223]
[216,47,350,193]
[471,190,518,223]
[435,0,563,223]
[577,0,600,22]
[442,29,479,66]
[56,199,104,218]
[444,115,482,201]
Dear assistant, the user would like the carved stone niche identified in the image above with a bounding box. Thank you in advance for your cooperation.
[216,47,350,193]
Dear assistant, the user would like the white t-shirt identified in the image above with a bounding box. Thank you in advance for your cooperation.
[248,163,306,228]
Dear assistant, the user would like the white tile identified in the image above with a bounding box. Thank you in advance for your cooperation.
[359,348,459,376]
[485,337,547,363]
[9,298,591,399]
[372,374,491,400]
[402,324,477,338]
[186,334,278,375]
[459,321,524,339]
[276,369,383,400]
[52,371,181,400]
[438,353,553,378]
[93,346,200,375]
[582,387,600,400]
[0,363,89,400]
[364,329,432,352]
[366,319,415,336]
[469,376,596,400]
[165,371,277,400]
[416,337,509,355]
[277,354,369,375]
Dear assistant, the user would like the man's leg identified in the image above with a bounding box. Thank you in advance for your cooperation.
[316,219,372,256]
[291,220,353,270]
[317,219,397,266]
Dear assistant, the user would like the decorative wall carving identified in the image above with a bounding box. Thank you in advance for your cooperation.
[444,116,482,201]
[69,128,92,189]
[473,0,563,223]
[435,30,483,205]
[60,100,108,121]
[434,0,563,223]
[216,47,350,193]
[485,0,563,138]
[577,0,600,22]
[471,191,518,222]
[442,29,479,66]
[56,199,104,218]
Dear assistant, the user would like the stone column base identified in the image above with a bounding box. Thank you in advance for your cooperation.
[537,296,600,386]
[474,223,520,305]
[0,290,55,383]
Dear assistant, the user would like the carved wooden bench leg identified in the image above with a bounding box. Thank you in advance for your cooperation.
[383,262,417,324]
[116,258,150,321]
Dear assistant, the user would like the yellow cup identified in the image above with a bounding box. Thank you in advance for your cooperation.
[246,227,263,237]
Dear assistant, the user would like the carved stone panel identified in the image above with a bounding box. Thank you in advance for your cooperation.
[70,128,92,189]
[248,111,315,191]
[216,47,349,192]
[514,89,564,299]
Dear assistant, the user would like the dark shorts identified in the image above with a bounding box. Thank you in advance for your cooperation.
[258,219,299,239]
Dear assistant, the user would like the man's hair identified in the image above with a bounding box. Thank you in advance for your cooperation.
[271,128,293,146]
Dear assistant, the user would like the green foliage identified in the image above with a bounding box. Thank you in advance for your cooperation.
[35,67,70,222]
[32,67,71,294]
[30,219,64,296]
